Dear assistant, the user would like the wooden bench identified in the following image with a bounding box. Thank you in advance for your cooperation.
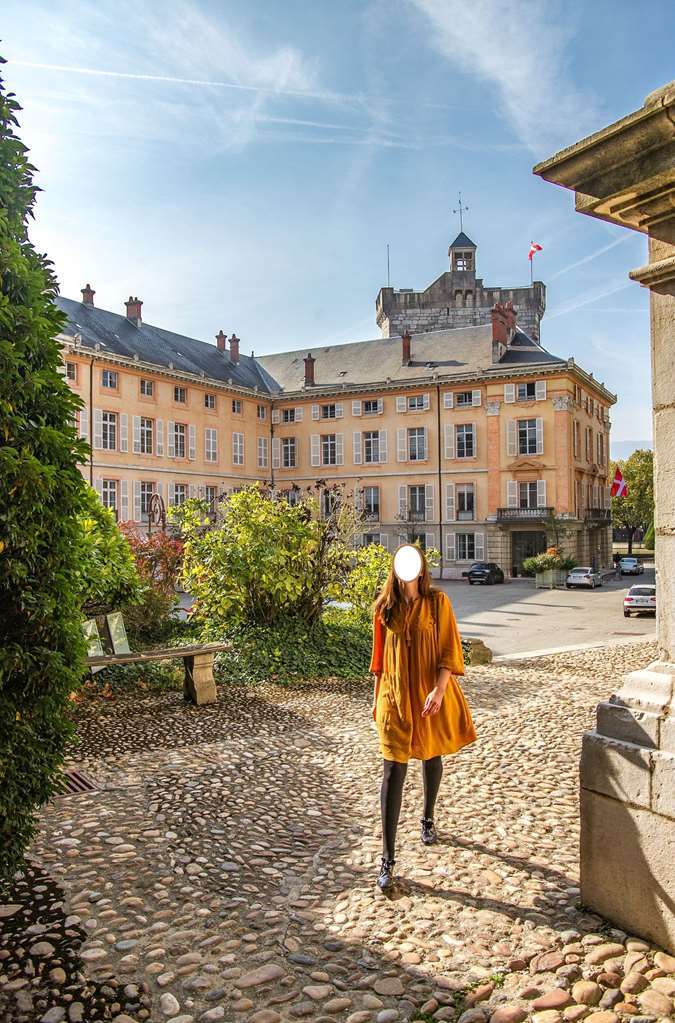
[83,615,230,705]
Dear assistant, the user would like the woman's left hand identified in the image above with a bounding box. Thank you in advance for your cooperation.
[422,685,445,717]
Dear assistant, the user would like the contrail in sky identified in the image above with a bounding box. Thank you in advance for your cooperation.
[548,234,632,281]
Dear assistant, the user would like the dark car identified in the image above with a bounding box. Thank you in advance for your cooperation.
[463,562,505,585]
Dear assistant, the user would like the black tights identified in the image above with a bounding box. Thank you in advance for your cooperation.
[380,756,443,861]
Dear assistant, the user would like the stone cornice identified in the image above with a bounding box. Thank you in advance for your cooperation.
[629,254,675,289]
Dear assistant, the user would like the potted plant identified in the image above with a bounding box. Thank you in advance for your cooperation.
[522,547,577,588]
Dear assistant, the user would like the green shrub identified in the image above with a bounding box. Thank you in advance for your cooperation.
[0,62,89,881]
[78,487,143,618]
[522,549,577,574]
[339,543,391,624]
[119,524,183,644]
[643,522,654,551]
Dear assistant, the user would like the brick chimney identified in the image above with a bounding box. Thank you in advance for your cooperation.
[491,303,509,345]
[81,283,95,306]
[125,296,143,326]
[229,333,240,364]
[304,352,315,387]
[215,329,227,352]
[504,300,517,334]
[401,328,411,365]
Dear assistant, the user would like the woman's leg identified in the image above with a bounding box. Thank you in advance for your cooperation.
[380,758,408,861]
[422,755,443,821]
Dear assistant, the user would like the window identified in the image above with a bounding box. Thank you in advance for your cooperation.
[408,427,426,461]
[173,484,188,507]
[456,424,475,459]
[321,403,336,419]
[322,434,337,465]
[102,370,118,389]
[257,436,268,468]
[518,419,537,455]
[282,438,296,468]
[205,427,218,462]
[456,533,476,561]
[519,482,538,509]
[573,420,580,458]
[102,411,117,450]
[517,382,536,401]
[140,378,154,397]
[232,398,242,414]
[140,417,153,455]
[364,431,380,464]
[585,427,592,462]
[257,404,266,421]
[286,488,300,506]
[364,486,380,519]
[597,433,605,466]
[174,423,186,458]
[233,432,244,465]
[174,386,187,404]
[408,485,425,520]
[457,484,475,521]
[204,393,216,410]
[456,390,473,407]
[140,481,155,517]
[408,395,425,411]
[363,399,380,415]
[102,479,117,515]
[321,489,339,517]
[66,362,77,382]
[363,532,381,546]
[205,485,218,507]
[282,407,296,423]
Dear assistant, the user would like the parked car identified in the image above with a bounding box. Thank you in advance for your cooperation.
[623,584,656,617]
[463,562,505,585]
[566,567,603,589]
[619,557,644,576]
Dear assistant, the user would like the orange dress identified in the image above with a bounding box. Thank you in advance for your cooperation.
[369,589,476,764]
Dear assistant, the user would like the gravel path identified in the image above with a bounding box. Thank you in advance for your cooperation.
[2,639,674,1023]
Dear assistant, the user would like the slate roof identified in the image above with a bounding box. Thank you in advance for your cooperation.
[449,231,476,248]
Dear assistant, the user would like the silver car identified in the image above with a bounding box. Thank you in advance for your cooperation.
[619,557,644,576]
[566,567,603,589]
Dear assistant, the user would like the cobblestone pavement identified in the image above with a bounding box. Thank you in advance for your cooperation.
[3,639,675,1023]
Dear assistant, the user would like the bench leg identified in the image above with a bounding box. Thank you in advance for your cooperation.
[183,653,217,705]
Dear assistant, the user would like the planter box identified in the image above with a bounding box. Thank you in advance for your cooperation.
[535,568,567,589]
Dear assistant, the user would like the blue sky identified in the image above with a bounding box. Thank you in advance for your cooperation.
[4,0,673,452]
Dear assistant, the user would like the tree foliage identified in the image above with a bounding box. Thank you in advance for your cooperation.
[119,524,183,643]
[0,62,88,881]
[610,449,654,553]
[78,488,143,618]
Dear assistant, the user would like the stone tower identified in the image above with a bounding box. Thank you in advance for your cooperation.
[375,234,546,339]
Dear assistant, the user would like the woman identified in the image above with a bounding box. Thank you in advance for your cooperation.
[369,544,476,891]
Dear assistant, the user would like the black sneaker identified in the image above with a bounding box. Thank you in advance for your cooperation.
[377,857,396,891]
[421,817,437,845]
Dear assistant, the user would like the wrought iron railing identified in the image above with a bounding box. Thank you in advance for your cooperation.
[497,506,553,520]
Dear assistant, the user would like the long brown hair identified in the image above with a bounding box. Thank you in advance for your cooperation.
[373,545,435,626]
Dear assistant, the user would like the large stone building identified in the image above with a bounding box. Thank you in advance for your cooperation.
[58,239,615,578]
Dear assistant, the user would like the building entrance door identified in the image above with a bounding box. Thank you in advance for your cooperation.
[512,531,547,573]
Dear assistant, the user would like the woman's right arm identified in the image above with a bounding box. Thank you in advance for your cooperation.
[369,612,384,719]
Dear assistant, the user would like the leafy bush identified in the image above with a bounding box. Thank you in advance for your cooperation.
[78,488,143,617]
[643,522,654,551]
[522,546,577,574]
[119,524,183,643]
[338,543,391,624]
[0,64,88,881]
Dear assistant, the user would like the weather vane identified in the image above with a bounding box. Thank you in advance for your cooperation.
[453,192,469,233]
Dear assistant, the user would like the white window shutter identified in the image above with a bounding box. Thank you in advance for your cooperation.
[120,413,128,453]
[425,483,434,521]
[504,383,516,403]
[354,486,362,512]
[398,484,407,518]
[353,431,362,465]
[444,423,455,459]
[167,421,175,458]
[425,532,434,550]
[396,395,407,413]
[507,480,518,507]
[536,417,544,455]
[310,434,320,466]
[535,380,547,401]
[507,420,517,457]
[93,408,103,449]
[156,419,164,456]
[537,479,547,508]
[377,398,384,414]
[421,425,428,460]
[445,531,456,561]
[133,415,141,454]
[120,479,129,521]
[272,437,281,468]
[335,403,344,419]
[381,533,389,550]
[94,477,103,500]
[271,409,281,424]
[188,424,196,460]
[471,422,477,458]
[133,480,142,522]
[336,433,344,465]
[378,429,388,463]
[156,481,163,501]
[443,391,454,409]
[168,482,175,506]
[352,400,362,416]
[78,409,89,441]
[189,484,197,499]
[475,532,485,560]
[295,406,304,422]
[311,403,320,420]
[397,427,407,462]
[472,389,481,407]
[445,482,456,521]
[422,393,430,410]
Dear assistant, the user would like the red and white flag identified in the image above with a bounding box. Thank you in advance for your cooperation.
[528,241,543,261]
[611,467,628,497]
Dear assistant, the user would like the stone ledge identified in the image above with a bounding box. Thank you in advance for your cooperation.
[580,731,652,810]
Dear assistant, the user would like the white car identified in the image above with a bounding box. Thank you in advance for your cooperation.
[624,584,656,617]
[619,557,644,576]
[566,567,603,589]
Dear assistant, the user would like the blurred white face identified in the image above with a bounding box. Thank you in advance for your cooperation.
[393,544,423,583]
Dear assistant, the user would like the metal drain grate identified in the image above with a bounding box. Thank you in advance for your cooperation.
[62,769,99,794]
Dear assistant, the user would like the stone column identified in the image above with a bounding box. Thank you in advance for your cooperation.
[534,82,675,951]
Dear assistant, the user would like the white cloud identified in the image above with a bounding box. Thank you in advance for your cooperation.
[410,0,601,155]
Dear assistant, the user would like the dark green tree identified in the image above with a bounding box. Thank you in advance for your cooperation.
[0,58,89,881]
[610,449,654,555]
